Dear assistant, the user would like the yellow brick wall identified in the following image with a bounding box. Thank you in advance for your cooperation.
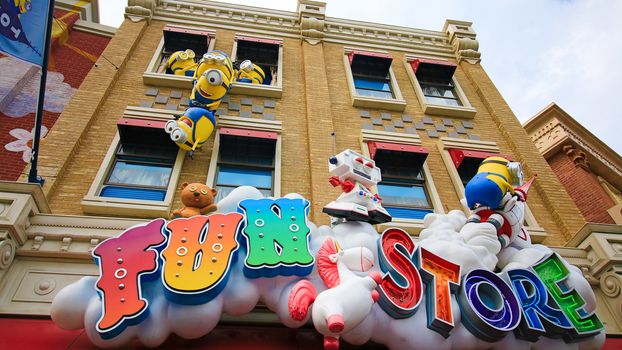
[37,18,586,246]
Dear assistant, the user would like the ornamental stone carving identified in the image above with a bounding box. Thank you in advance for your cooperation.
[125,0,157,23]
[0,230,16,270]
[298,0,326,45]
[563,144,590,171]
[444,20,481,64]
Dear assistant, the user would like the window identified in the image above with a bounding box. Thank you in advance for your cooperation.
[368,141,433,219]
[448,149,511,187]
[405,56,476,118]
[349,51,394,99]
[438,138,546,241]
[413,59,461,107]
[82,110,185,218]
[344,49,406,111]
[233,36,280,86]
[213,128,277,202]
[143,26,215,88]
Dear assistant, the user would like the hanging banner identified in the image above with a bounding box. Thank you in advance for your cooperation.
[0,0,50,66]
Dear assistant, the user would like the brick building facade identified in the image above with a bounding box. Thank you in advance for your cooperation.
[1,1,622,348]
[524,103,622,225]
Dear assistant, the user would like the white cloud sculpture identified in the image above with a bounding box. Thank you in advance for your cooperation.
[51,187,605,350]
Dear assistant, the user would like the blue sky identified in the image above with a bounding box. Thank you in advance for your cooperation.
[101,0,622,154]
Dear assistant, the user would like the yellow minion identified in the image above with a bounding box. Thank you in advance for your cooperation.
[237,59,265,85]
[190,50,235,111]
[13,0,32,15]
[166,49,197,77]
[464,157,523,209]
[164,107,216,152]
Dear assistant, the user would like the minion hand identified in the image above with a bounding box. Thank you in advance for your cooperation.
[501,193,518,213]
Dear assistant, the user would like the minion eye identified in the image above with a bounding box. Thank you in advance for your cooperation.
[200,189,208,195]
[205,70,223,86]
[185,49,196,59]
[177,51,188,61]
[25,3,32,11]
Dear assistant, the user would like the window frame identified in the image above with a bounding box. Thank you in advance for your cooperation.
[82,125,185,218]
[361,129,444,236]
[143,25,216,89]
[206,116,283,197]
[404,55,476,119]
[344,48,406,112]
[229,34,284,98]
[437,137,547,242]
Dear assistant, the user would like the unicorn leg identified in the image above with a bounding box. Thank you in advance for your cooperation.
[327,314,345,333]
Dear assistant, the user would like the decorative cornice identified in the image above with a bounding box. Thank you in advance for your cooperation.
[150,0,456,58]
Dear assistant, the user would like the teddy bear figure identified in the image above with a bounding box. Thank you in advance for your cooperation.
[171,182,218,219]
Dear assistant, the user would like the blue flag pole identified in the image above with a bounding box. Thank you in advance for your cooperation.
[28,0,55,185]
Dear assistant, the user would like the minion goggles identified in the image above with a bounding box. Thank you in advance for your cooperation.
[201,52,233,78]
[202,69,230,90]
[175,49,196,61]
[239,60,265,80]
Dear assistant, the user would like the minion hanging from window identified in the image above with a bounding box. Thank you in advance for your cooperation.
[464,156,522,210]
[164,50,241,155]
[190,50,235,111]
[236,59,265,85]
[165,49,198,77]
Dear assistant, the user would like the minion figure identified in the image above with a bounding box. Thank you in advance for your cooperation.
[166,49,197,77]
[464,156,523,210]
[164,107,216,153]
[13,0,32,16]
[190,50,235,111]
[236,60,265,84]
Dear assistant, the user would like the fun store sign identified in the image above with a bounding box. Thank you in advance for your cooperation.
[51,193,604,350]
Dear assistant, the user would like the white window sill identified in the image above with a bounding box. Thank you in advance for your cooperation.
[352,95,407,112]
[377,217,426,236]
[525,225,548,244]
[423,103,476,119]
[143,72,193,89]
[229,81,282,98]
[81,196,172,219]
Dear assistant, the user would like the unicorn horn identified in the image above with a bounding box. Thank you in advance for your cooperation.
[515,174,537,201]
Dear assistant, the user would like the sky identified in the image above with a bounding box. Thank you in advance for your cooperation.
[100,0,622,155]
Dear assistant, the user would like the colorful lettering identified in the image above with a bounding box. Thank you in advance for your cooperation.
[377,228,423,318]
[92,219,166,338]
[457,269,521,342]
[238,198,314,278]
[532,253,604,337]
[507,268,573,341]
[418,247,461,338]
[161,213,244,304]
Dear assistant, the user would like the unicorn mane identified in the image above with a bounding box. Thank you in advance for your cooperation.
[317,238,340,288]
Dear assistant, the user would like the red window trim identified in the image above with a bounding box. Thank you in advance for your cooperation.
[347,50,392,65]
[117,117,166,129]
[164,25,214,38]
[448,148,512,169]
[368,141,428,159]
[410,58,457,74]
[219,127,278,140]
[236,35,282,46]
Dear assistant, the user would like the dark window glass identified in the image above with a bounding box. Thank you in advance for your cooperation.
[235,40,279,86]
[215,134,276,202]
[101,140,177,201]
[415,63,462,106]
[373,148,432,218]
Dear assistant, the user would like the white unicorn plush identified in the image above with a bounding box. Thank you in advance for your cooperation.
[288,238,380,350]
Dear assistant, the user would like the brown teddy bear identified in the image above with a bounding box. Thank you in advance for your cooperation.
[171,182,218,219]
